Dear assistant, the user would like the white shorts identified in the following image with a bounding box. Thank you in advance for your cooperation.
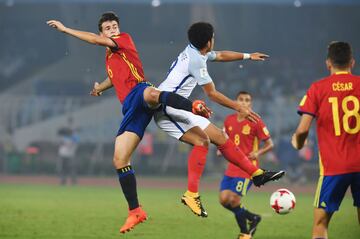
[154,106,211,139]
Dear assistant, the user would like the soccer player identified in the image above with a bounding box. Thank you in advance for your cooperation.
[292,41,360,239]
[47,12,212,234]
[219,91,274,239]
[154,22,284,217]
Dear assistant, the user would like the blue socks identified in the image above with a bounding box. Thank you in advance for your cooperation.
[117,166,139,210]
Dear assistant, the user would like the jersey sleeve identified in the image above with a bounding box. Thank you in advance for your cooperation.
[109,33,131,52]
[188,54,213,86]
[297,83,318,117]
[256,119,271,141]
[206,51,217,61]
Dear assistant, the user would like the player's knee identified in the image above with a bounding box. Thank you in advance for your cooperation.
[231,196,241,207]
[113,154,130,168]
[213,129,228,145]
[219,193,232,207]
[144,87,160,104]
[313,216,329,228]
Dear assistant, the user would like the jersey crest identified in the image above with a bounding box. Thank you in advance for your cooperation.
[242,124,251,135]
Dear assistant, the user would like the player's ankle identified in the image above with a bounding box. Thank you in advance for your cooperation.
[185,190,199,197]
[251,169,264,177]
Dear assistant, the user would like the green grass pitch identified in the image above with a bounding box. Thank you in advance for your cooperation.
[0,184,358,239]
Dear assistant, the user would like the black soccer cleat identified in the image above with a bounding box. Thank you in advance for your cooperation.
[248,215,262,236]
[252,170,285,187]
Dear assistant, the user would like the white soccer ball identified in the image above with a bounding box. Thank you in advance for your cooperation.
[270,188,296,215]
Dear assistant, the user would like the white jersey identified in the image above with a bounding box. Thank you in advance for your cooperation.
[154,44,215,139]
[158,44,217,98]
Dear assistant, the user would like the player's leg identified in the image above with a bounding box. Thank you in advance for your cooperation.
[154,107,211,217]
[143,86,209,117]
[180,126,210,217]
[116,83,155,233]
[114,132,148,233]
[220,190,249,235]
[312,208,332,239]
[204,123,284,186]
[312,174,349,239]
[219,176,259,239]
[70,156,77,185]
[59,156,68,185]
[350,172,360,224]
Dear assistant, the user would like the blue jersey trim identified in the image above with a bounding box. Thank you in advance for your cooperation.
[173,74,192,93]
[164,58,178,79]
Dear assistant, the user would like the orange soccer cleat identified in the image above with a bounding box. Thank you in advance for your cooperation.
[192,100,213,118]
[119,206,148,234]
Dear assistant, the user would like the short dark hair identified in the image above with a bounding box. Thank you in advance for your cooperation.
[327,41,353,68]
[187,22,214,49]
[98,12,119,32]
[236,91,251,99]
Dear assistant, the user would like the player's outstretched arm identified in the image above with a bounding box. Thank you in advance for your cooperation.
[90,77,113,96]
[292,114,313,150]
[201,82,259,122]
[46,20,116,48]
[214,51,269,62]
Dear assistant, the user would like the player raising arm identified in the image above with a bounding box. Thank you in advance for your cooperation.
[47,12,211,234]
[292,41,360,239]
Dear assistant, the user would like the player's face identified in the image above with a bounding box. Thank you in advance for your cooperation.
[100,21,120,37]
[237,94,252,108]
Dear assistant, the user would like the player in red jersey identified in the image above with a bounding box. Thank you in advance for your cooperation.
[47,12,212,234]
[292,41,360,239]
[218,91,274,239]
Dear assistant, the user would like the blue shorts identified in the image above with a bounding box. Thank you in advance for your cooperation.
[314,172,360,213]
[117,82,157,139]
[220,175,253,196]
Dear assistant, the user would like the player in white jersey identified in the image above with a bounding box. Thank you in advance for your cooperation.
[154,22,285,218]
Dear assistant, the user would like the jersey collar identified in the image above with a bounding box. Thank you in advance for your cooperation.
[334,71,350,75]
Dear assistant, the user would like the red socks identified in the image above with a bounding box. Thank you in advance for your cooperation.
[218,139,258,175]
[187,145,208,193]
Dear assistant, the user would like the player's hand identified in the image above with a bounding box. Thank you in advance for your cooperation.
[192,100,213,118]
[248,151,259,160]
[236,105,260,123]
[250,52,269,61]
[291,133,308,150]
[90,82,103,96]
[216,149,222,157]
[46,20,67,32]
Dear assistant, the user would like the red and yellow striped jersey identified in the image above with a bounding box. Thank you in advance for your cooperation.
[223,114,270,178]
[298,72,360,176]
[105,33,145,103]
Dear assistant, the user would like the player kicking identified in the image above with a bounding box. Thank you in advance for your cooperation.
[47,12,211,234]
[154,22,285,217]
[292,41,360,239]
[218,91,274,239]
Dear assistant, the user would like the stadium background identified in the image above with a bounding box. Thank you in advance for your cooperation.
[0,1,359,238]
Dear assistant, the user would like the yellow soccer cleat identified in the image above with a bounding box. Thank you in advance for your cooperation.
[238,233,252,239]
[181,191,208,217]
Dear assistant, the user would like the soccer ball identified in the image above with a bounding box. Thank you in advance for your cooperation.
[270,188,296,215]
